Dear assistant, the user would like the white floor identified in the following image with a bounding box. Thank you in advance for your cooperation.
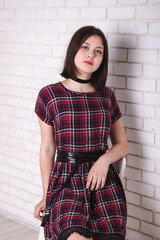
[0,214,39,240]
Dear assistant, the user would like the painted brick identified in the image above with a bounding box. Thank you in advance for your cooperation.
[81,7,106,19]
[16,128,34,141]
[0,192,9,202]
[125,167,141,181]
[149,22,160,34]
[155,187,160,199]
[0,164,17,177]
[66,0,89,6]
[122,115,143,129]
[8,157,25,170]
[45,21,67,32]
[137,6,160,19]
[144,64,160,78]
[138,36,160,49]
[112,35,138,49]
[119,0,147,3]
[127,180,154,197]
[0,54,23,65]
[52,46,66,57]
[127,155,155,172]
[114,63,142,77]
[127,78,156,92]
[144,119,160,133]
[126,129,154,145]
[0,22,5,31]
[15,189,34,202]
[6,21,24,31]
[16,9,35,19]
[91,21,118,34]
[43,0,65,7]
[107,76,126,89]
[33,67,52,79]
[118,102,125,114]
[36,9,56,19]
[57,8,80,19]
[0,10,15,19]
[14,66,32,77]
[25,142,40,154]
[156,134,160,146]
[149,0,160,3]
[157,80,160,91]
[67,22,91,33]
[109,48,127,61]
[128,142,142,156]
[126,229,152,240]
[108,7,135,19]
[4,0,22,8]
[119,21,147,35]
[0,0,3,7]
[142,145,160,160]
[108,62,113,75]
[128,204,152,222]
[2,202,19,216]
[0,32,18,42]
[90,0,116,5]
[31,44,51,56]
[142,171,160,187]
[37,33,58,44]
[128,49,157,63]
[127,216,140,230]
[156,107,160,119]
[18,33,37,43]
[141,222,160,239]
[24,55,42,66]
[9,195,25,208]
[0,64,14,75]
[116,89,142,104]
[23,0,42,8]
[125,190,141,205]
[25,20,45,32]
[43,57,62,69]
[155,213,160,226]
[126,103,155,119]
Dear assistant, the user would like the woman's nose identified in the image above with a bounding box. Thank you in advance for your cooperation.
[88,50,95,58]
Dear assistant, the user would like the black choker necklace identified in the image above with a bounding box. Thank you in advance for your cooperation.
[73,78,92,84]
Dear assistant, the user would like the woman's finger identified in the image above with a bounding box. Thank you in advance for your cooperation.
[90,177,97,191]
[95,178,102,191]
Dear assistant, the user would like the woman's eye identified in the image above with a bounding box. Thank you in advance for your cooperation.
[82,46,88,50]
[96,50,103,55]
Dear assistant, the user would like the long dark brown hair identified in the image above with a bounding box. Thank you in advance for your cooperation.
[60,26,108,91]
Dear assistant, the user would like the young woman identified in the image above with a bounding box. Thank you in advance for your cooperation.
[34,26,128,240]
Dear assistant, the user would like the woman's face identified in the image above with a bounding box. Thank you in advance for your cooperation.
[74,35,104,79]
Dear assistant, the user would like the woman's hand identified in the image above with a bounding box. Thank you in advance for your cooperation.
[86,155,109,191]
[33,198,46,221]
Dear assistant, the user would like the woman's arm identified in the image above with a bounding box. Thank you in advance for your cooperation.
[103,117,128,165]
[86,118,128,191]
[34,117,56,221]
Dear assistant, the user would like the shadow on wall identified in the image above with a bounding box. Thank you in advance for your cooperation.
[108,33,158,239]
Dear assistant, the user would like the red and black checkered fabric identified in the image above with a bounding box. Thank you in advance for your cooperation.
[35,82,121,153]
[35,82,127,240]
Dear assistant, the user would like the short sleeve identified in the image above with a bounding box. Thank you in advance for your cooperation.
[35,87,53,126]
[110,89,122,124]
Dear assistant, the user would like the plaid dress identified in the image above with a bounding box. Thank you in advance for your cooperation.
[35,82,127,240]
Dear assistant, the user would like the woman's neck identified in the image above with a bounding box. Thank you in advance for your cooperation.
[62,78,95,93]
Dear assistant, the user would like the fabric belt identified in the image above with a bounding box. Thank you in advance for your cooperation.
[41,150,105,227]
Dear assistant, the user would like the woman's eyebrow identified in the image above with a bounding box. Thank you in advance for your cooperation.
[84,42,104,49]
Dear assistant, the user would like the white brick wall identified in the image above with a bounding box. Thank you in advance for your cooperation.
[0,1,160,239]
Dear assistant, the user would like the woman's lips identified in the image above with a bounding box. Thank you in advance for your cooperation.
[84,61,93,65]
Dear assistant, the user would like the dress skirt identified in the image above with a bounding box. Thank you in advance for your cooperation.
[44,159,127,240]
